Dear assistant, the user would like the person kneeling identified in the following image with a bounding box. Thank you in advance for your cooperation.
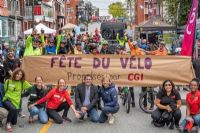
[180,78,200,132]
[21,76,48,124]
[75,75,99,122]
[98,74,120,124]
[151,80,182,129]
[29,79,80,124]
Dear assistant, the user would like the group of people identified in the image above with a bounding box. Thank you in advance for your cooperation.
[151,78,200,132]
[0,69,119,132]
[0,27,200,133]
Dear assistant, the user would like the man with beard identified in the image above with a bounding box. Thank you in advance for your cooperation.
[3,48,21,81]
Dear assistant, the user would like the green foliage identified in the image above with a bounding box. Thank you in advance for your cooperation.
[166,0,200,26]
[108,2,127,18]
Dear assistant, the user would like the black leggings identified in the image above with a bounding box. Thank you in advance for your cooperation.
[3,100,19,125]
[47,102,70,124]
[151,108,181,125]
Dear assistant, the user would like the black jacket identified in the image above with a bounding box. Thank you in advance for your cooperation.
[3,57,20,80]
[75,83,98,111]
[21,85,47,108]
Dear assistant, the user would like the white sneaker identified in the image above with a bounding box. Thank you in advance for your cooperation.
[108,115,115,124]
[2,118,6,126]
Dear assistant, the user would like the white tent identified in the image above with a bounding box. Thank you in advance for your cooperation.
[62,23,76,30]
[24,23,56,35]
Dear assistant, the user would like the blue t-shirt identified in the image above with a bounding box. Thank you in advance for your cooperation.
[45,45,56,55]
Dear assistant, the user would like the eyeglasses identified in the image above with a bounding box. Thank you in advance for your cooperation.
[165,84,172,87]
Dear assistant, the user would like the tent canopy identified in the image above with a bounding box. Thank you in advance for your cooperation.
[135,17,176,31]
[24,23,56,34]
[177,19,200,34]
[62,23,76,30]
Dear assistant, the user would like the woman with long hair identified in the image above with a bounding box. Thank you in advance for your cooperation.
[29,78,80,124]
[3,68,32,132]
[22,76,48,124]
[151,80,182,129]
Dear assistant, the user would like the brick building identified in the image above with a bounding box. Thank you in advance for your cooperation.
[65,0,79,24]
[0,0,8,38]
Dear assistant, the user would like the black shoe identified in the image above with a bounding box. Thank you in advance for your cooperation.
[166,121,170,126]
[132,103,135,108]
[169,122,174,129]
[62,116,72,122]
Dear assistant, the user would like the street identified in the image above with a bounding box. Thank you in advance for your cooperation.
[1,88,187,133]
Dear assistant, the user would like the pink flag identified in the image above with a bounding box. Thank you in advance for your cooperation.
[181,0,199,56]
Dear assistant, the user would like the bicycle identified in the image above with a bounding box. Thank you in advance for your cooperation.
[120,87,134,113]
[139,87,158,114]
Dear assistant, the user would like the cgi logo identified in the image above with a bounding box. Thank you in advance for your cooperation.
[186,7,197,35]
[128,73,144,81]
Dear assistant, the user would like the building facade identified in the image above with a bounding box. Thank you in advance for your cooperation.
[134,0,167,25]
[0,0,9,39]
[65,0,79,24]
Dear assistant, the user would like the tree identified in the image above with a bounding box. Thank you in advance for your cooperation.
[108,2,127,18]
[165,0,200,26]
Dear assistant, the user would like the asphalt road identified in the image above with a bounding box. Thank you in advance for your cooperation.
[0,87,188,133]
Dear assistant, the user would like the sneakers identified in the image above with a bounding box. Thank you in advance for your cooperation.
[5,123,13,132]
[19,112,26,118]
[108,115,115,124]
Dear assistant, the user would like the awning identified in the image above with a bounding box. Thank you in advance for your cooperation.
[135,16,176,31]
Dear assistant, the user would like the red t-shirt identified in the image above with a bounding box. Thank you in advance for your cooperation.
[186,91,200,115]
[37,88,73,109]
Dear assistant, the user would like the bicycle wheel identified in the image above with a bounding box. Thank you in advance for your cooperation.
[139,90,157,114]
[122,92,127,106]
[125,91,131,113]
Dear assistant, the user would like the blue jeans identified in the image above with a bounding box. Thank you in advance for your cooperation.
[79,108,99,122]
[29,106,48,124]
[99,106,120,123]
[181,114,200,128]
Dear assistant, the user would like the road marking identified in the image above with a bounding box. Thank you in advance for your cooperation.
[39,120,53,133]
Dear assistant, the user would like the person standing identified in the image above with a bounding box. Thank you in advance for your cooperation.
[3,48,20,81]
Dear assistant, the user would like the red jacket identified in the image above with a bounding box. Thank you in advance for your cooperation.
[186,91,200,115]
[37,87,73,109]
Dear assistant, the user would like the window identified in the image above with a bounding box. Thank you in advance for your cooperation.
[4,0,7,7]
[67,7,71,15]
[66,0,70,4]
[8,20,15,36]
[0,20,2,37]
[2,18,8,37]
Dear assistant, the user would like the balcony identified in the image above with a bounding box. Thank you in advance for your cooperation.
[24,5,54,22]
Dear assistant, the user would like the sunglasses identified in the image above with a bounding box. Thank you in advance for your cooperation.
[165,84,172,87]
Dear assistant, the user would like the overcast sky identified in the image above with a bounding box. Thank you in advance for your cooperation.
[88,0,125,16]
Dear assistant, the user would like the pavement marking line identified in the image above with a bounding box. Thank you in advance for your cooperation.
[39,120,53,133]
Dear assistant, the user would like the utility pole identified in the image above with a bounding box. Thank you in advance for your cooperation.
[32,0,35,29]
[14,0,18,41]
